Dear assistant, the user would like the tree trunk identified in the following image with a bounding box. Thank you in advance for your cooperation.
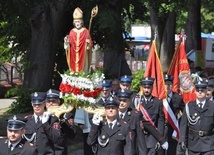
[160,12,176,72]
[102,1,132,78]
[186,0,201,52]
[103,48,131,78]
[149,5,176,72]
[23,0,69,91]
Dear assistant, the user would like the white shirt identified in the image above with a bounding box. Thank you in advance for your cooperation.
[119,110,127,119]
[196,99,206,108]
[107,119,117,129]
[34,114,42,123]
[168,92,173,103]
[8,140,21,151]
[144,96,152,103]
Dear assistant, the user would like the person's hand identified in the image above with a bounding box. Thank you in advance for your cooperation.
[78,124,85,130]
[42,112,50,124]
[180,142,186,151]
[63,113,73,120]
[86,39,90,43]
[161,141,168,150]
[64,36,70,49]
[155,142,161,151]
[176,141,186,154]
[92,113,101,126]
[64,35,69,43]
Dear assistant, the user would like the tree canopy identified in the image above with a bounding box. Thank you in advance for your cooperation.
[0,0,214,90]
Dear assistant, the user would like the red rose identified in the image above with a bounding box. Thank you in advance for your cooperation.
[72,87,81,95]
[59,83,73,93]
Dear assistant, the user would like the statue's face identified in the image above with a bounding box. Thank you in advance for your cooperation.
[73,20,83,29]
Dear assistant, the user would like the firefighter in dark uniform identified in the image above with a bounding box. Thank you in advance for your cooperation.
[133,77,165,155]
[24,92,61,155]
[117,89,168,155]
[110,78,120,97]
[97,80,112,107]
[87,97,132,155]
[164,74,184,155]
[119,75,136,107]
[46,89,76,155]
[206,80,214,101]
[0,115,37,155]
[177,81,214,155]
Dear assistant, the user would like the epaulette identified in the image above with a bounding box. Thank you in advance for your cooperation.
[133,109,139,114]
[120,119,127,125]
[24,114,33,119]
[24,142,35,148]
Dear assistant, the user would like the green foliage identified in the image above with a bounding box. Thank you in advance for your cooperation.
[5,86,36,114]
[131,70,145,92]
[201,7,214,33]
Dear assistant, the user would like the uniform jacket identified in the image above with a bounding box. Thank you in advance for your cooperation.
[179,100,214,152]
[121,108,147,155]
[97,98,106,107]
[167,92,184,141]
[140,96,165,148]
[55,112,76,155]
[87,119,132,155]
[0,138,37,155]
[24,114,61,155]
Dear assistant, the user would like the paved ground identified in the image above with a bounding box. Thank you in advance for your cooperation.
[0,98,16,109]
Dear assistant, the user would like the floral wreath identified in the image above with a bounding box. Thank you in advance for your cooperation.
[59,70,105,107]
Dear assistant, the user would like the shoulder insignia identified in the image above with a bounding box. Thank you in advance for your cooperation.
[132,108,138,114]
[53,122,61,130]
[123,121,127,124]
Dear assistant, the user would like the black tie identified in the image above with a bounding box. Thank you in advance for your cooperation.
[120,114,123,119]
[37,116,41,127]
[9,144,13,151]
[109,123,113,129]
[199,103,203,109]
[37,116,40,123]
[168,96,171,102]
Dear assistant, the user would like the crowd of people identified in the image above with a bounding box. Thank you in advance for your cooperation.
[0,73,213,155]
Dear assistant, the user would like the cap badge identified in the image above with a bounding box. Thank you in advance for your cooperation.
[34,92,38,97]
[13,115,17,120]
[48,89,52,94]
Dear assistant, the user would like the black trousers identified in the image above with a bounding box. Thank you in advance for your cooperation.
[83,133,93,155]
